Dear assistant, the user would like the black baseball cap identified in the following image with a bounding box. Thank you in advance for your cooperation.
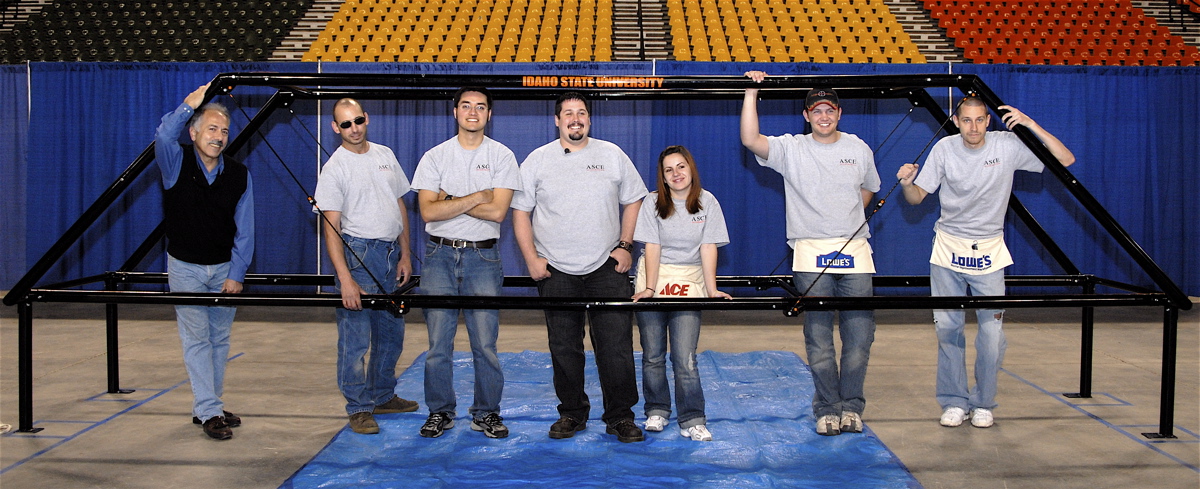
[805,88,840,110]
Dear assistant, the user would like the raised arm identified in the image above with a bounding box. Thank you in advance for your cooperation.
[999,105,1076,167]
[740,71,770,160]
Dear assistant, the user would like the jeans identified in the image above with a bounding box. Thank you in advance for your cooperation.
[168,255,236,423]
[537,259,638,424]
[636,310,706,429]
[930,265,1007,412]
[336,235,406,415]
[421,240,505,419]
[793,272,876,417]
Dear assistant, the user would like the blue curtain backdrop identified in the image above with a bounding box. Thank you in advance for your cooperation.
[1,65,28,288]
[3,62,1197,296]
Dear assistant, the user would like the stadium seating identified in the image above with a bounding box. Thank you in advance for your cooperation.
[666,0,925,63]
[303,0,613,62]
[923,0,1199,66]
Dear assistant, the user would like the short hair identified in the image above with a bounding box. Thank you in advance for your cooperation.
[555,91,591,116]
[955,96,988,117]
[189,103,230,131]
[453,87,492,109]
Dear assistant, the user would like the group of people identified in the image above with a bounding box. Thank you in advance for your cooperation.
[154,71,1074,442]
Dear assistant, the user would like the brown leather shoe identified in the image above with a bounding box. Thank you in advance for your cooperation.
[193,410,241,428]
[373,396,419,414]
[349,412,380,434]
[202,416,233,440]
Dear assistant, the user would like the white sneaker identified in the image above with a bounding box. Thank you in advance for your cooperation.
[680,424,713,441]
[643,415,667,432]
[940,407,967,427]
[816,414,842,436]
[970,408,994,428]
[840,412,863,433]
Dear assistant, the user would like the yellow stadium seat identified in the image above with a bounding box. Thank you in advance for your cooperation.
[575,44,593,60]
[302,52,319,62]
[516,46,533,61]
[594,44,612,61]
[731,46,750,61]
[478,44,497,60]
[673,44,690,60]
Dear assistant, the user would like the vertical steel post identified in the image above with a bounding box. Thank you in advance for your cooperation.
[1065,281,1095,399]
[18,300,43,433]
[1143,306,1178,439]
[104,275,133,394]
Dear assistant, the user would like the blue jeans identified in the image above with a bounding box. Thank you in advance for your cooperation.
[336,235,406,415]
[793,272,876,418]
[636,310,706,429]
[537,259,638,425]
[930,265,1007,412]
[421,240,505,419]
[168,255,236,423]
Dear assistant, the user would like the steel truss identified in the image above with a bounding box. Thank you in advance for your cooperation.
[4,73,1190,441]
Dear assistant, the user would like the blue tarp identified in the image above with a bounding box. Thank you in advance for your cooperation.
[281,350,920,488]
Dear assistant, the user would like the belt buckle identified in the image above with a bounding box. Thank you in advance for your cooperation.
[452,238,468,248]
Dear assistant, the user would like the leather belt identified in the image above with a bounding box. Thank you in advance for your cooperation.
[429,236,497,249]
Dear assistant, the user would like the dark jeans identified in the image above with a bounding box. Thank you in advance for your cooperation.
[537,259,638,425]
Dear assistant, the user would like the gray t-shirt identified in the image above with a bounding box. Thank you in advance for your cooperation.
[411,136,521,241]
[633,190,730,266]
[511,138,648,275]
[914,131,1044,239]
[313,143,410,241]
[757,132,881,242]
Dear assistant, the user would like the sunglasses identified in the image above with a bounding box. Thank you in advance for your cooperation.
[337,116,366,129]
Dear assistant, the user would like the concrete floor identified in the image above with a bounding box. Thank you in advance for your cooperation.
[1,300,1197,488]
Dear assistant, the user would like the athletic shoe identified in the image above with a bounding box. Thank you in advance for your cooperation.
[548,415,587,439]
[193,410,241,428]
[606,418,645,443]
[202,416,233,440]
[348,412,379,434]
[644,415,667,432]
[420,412,455,438]
[970,408,994,428]
[840,412,863,433]
[940,407,967,427]
[680,424,713,441]
[471,413,510,439]
[816,414,842,436]
[374,396,419,414]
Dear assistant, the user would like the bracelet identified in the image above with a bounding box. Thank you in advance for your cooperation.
[613,240,633,253]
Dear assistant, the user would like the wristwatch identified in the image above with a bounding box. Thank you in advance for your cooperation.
[613,240,633,253]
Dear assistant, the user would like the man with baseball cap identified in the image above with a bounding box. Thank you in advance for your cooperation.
[741,71,881,436]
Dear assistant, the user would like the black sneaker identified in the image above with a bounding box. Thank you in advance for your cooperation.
[420,412,455,438]
[471,412,510,438]
[606,418,644,443]
[202,416,233,440]
[548,415,587,439]
[193,410,241,428]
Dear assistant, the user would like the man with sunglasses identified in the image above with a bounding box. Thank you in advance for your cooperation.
[410,87,520,439]
[154,83,254,440]
[314,98,419,435]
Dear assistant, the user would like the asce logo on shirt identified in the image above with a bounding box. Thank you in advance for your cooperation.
[838,158,857,166]
[585,164,605,171]
[475,163,491,171]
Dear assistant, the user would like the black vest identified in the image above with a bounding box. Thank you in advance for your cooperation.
[163,145,249,265]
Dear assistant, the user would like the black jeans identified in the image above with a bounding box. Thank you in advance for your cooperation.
[537,259,638,425]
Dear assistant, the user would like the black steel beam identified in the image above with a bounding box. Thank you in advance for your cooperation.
[24,289,1168,311]
[967,78,1189,310]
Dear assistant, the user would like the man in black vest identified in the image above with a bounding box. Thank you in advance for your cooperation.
[154,83,255,440]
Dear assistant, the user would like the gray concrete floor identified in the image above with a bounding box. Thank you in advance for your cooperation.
[1,300,1197,488]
